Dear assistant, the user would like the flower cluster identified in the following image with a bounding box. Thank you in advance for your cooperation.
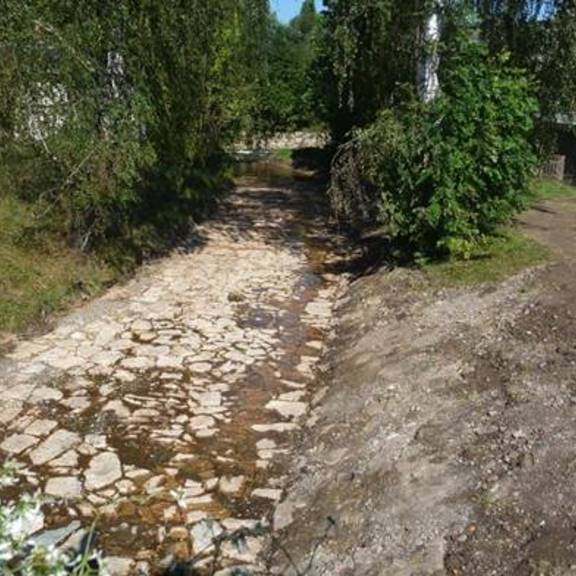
[0,463,108,575]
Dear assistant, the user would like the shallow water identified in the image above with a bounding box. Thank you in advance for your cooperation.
[0,161,346,574]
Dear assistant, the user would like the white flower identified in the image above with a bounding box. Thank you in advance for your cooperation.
[45,543,62,564]
[0,475,18,488]
[0,488,108,575]
[0,539,14,562]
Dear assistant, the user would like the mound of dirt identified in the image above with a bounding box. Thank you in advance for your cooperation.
[271,197,576,576]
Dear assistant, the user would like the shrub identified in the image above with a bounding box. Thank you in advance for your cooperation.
[330,30,538,258]
[0,1,268,268]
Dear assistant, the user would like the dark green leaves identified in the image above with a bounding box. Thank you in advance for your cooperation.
[0,0,270,266]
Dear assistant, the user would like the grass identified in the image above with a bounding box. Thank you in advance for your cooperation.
[423,178,575,287]
[0,194,114,334]
[529,177,576,201]
[423,231,549,287]
[271,148,293,162]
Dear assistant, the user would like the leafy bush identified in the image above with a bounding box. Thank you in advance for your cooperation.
[0,1,268,268]
[330,31,538,258]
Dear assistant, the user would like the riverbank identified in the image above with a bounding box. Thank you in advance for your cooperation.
[0,194,114,338]
[272,189,576,575]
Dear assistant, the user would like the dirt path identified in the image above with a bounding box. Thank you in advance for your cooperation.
[0,164,348,575]
[273,195,576,575]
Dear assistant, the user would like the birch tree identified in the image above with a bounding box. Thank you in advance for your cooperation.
[418,0,443,102]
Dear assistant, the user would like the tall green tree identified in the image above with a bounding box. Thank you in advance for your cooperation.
[259,0,320,132]
[313,0,424,140]
[472,0,576,121]
[294,0,318,35]
[0,0,270,264]
[315,0,576,140]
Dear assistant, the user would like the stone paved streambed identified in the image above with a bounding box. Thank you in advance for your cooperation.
[0,163,348,574]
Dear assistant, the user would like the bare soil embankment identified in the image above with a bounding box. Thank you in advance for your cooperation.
[271,195,576,576]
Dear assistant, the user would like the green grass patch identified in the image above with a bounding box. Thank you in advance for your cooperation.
[271,148,293,162]
[0,195,114,334]
[423,230,549,287]
[530,178,576,201]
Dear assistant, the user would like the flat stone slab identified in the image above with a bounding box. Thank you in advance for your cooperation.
[105,557,135,576]
[1,433,37,454]
[45,476,83,498]
[29,430,81,466]
[50,450,79,468]
[188,415,216,430]
[266,400,308,419]
[33,521,82,549]
[274,500,296,531]
[219,476,245,495]
[191,520,224,554]
[252,488,283,501]
[252,423,299,433]
[85,452,122,491]
[27,419,58,437]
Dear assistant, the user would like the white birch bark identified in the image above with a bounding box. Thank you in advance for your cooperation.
[418,1,443,102]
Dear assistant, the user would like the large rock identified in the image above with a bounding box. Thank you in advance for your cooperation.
[85,452,122,491]
[45,476,83,498]
[29,430,81,465]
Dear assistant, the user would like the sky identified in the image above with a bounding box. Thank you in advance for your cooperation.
[271,0,323,23]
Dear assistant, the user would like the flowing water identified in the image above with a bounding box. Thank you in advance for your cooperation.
[0,160,348,574]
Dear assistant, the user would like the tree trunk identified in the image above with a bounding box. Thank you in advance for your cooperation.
[418,0,442,102]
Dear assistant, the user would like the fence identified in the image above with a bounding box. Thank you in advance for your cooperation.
[541,154,566,181]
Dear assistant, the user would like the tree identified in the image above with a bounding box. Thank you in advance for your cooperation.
[419,0,443,102]
[258,0,320,132]
[470,0,576,118]
[321,1,543,257]
[0,0,271,264]
[312,0,424,140]
[293,0,317,35]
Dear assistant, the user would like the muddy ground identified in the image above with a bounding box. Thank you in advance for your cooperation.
[272,195,576,576]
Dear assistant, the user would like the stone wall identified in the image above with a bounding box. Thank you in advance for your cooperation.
[235,131,328,153]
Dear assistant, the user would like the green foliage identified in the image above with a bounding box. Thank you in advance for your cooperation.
[315,0,575,142]
[271,148,293,161]
[0,192,113,333]
[0,0,269,268]
[312,0,422,141]
[530,177,576,200]
[331,30,538,257]
[473,0,576,120]
[258,2,320,133]
[538,0,576,121]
